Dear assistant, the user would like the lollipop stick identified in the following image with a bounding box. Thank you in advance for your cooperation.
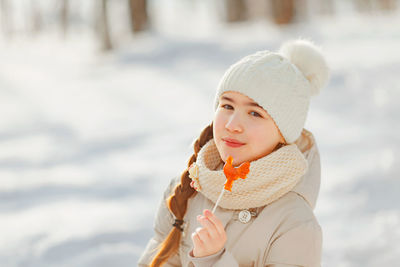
[212,187,226,213]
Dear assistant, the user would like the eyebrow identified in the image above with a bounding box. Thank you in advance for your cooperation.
[221,96,263,108]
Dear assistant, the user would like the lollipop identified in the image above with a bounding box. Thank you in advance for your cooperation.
[211,156,250,213]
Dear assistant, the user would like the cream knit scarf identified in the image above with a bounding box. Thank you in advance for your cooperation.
[189,138,308,210]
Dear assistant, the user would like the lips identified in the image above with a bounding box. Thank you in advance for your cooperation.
[222,138,245,148]
[222,138,244,145]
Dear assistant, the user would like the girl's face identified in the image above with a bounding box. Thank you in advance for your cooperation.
[213,91,285,167]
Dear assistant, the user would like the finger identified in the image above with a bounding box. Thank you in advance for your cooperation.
[203,209,225,236]
[194,226,211,244]
[191,231,204,248]
[197,215,219,239]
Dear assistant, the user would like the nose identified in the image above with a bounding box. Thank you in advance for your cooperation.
[225,113,243,133]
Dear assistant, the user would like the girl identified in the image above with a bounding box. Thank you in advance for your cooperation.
[138,38,330,267]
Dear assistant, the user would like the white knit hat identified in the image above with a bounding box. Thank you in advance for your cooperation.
[213,39,330,144]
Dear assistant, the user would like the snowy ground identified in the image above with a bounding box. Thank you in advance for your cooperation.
[1,2,400,267]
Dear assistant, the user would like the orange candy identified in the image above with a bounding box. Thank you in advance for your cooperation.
[223,156,250,191]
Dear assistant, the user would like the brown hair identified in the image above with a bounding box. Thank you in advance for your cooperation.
[293,128,313,153]
[149,122,287,266]
[149,122,214,266]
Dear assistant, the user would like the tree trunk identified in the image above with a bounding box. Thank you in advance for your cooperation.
[378,0,397,11]
[31,0,42,34]
[99,0,112,50]
[0,0,13,37]
[318,0,335,15]
[60,0,68,37]
[270,0,294,24]
[354,0,373,13]
[128,0,149,33]
[225,0,248,22]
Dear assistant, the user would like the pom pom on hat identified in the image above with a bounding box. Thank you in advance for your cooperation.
[279,39,330,96]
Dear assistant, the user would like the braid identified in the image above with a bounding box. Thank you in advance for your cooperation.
[149,122,214,267]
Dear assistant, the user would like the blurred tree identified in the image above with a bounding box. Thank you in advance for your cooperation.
[95,0,112,50]
[245,0,269,19]
[270,0,294,24]
[294,0,309,22]
[378,0,397,11]
[59,0,69,37]
[317,0,335,15]
[128,0,149,33]
[225,0,249,22]
[0,0,13,37]
[354,0,397,13]
[30,0,42,34]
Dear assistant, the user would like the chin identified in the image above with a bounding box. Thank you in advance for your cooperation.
[225,155,242,166]
[217,145,241,163]
[234,158,248,167]
[220,152,233,163]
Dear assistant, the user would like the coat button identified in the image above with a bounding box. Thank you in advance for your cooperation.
[238,210,251,223]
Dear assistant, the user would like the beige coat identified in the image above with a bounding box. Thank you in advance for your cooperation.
[138,129,322,267]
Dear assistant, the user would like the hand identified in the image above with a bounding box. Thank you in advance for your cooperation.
[191,209,227,258]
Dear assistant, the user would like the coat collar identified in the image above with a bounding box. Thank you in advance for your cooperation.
[290,128,321,210]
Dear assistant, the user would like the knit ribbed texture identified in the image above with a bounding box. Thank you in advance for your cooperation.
[213,52,311,144]
[190,138,308,210]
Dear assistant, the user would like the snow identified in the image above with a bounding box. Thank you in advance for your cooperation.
[1,1,400,266]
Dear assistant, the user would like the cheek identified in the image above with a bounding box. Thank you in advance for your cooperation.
[248,123,275,145]
[213,112,226,136]
[247,119,264,133]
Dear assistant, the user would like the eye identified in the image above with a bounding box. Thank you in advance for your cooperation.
[221,104,233,110]
[250,111,262,118]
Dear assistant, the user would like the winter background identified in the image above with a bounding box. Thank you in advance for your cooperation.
[1,0,399,266]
